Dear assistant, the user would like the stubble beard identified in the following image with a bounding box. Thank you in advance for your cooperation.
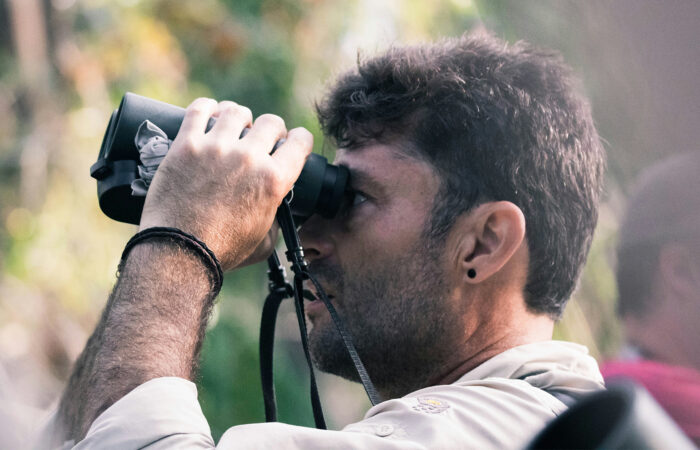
[307,237,463,399]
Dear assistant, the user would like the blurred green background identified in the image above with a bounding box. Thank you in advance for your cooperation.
[0,0,698,440]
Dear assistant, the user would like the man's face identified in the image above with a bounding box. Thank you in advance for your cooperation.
[299,143,465,398]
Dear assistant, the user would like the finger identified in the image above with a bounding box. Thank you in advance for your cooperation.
[243,114,287,154]
[178,98,218,137]
[234,225,279,269]
[210,101,252,140]
[271,127,313,192]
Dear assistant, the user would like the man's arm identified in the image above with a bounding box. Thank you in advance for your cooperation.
[55,240,215,441]
[51,98,312,444]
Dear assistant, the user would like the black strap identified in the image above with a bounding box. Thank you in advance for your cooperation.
[303,271,381,406]
[258,198,381,429]
[259,253,294,422]
[292,273,327,429]
[259,261,329,429]
[259,288,286,422]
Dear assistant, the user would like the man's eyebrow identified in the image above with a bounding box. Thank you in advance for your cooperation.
[345,167,385,194]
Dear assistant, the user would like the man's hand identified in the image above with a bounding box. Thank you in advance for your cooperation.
[51,99,312,445]
[139,98,313,270]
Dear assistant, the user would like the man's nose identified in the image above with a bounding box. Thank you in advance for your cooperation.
[298,214,334,262]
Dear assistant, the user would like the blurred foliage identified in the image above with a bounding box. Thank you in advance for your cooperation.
[1,0,696,442]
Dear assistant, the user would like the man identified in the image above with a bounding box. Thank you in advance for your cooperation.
[602,152,700,445]
[47,32,605,448]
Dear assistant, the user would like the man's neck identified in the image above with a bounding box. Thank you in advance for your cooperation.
[430,310,554,387]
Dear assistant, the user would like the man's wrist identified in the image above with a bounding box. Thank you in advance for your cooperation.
[112,237,219,374]
[122,227,224,295]
[118,238,219,311]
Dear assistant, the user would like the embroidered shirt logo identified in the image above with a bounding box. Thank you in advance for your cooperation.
[412,397,450,414]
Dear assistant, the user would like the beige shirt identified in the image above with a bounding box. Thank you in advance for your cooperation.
[68,340,603,449]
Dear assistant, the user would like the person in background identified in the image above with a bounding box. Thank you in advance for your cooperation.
[603,151,700,445]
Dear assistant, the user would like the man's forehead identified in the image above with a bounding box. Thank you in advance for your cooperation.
[335,144,401,163]
[334,144,428,178]
[334,144,440,199]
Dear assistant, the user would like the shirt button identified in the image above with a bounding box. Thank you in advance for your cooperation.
[375,424,394,437]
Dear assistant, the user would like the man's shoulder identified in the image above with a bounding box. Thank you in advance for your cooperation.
[346,341,604,448]
[351,379,563,448]
[458,340,604,403]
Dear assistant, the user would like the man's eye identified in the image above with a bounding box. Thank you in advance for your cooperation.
[351,191,368,207]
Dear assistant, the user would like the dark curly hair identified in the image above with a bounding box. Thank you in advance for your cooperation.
[316,32,605,319]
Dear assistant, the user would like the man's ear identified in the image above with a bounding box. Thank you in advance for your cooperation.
[456,201,526,283]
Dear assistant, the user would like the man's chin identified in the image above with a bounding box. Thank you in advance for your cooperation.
[307,313,331,339]
[307,320,361,383]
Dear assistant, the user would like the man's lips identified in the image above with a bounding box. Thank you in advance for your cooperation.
[302,289,319,301]
[302,289,335,316]
[303,286,336,302]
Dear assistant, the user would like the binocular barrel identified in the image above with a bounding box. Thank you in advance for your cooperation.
[91,92,349,225]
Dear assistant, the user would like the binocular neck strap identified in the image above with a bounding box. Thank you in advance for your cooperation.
[302,270,382,406]
[258,199,381,429]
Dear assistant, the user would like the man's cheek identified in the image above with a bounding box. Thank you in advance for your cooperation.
[369,225,422,256]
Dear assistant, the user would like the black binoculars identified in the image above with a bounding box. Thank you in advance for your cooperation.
[91,92,349,225]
